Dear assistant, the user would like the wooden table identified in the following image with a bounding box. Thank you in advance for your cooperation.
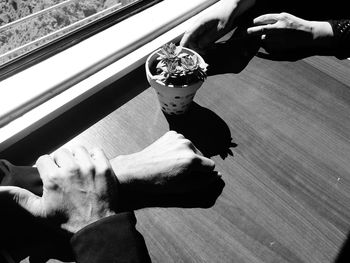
[4,49,350,262]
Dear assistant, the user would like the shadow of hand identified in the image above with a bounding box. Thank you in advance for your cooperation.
[165,102,237,159]
[334,231,350,263]
[256,48,320,62]
[120,174,225,210]
[203,29,260,75]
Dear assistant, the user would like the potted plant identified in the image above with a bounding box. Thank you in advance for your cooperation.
[145,42,208,115]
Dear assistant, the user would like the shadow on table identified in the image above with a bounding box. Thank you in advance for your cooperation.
[334,232,350,263]
[121,175,225,210]
[256,48,325,62]
[203,29,260,76]
[165,102,237,159]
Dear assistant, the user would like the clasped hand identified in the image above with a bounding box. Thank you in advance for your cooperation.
[0,147,118,234]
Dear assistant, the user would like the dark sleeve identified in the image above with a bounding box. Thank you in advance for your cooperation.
[0,160,73,262]
[0,159,43,196]
[71,212,151,263]
[328,19,350,59]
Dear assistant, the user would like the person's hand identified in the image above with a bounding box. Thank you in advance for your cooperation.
[0,146,118,234]
[180,0,255,53]
[111,131,219,195]
[247,12,334,56]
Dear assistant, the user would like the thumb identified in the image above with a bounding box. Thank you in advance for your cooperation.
[0,186,43,216]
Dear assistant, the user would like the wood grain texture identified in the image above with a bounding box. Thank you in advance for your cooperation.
[14,55,350,263]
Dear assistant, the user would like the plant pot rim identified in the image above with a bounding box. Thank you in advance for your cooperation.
[145,46,205,88]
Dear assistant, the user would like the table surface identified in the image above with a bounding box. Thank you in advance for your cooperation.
[9,50,350,262]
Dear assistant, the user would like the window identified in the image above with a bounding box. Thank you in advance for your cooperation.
[0,0,152,79]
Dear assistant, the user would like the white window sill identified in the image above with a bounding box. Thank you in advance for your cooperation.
[0,0,220,151]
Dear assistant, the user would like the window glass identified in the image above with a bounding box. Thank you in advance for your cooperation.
[0,0,140,67]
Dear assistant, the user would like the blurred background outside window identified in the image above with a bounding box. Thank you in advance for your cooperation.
[0,0,140,68]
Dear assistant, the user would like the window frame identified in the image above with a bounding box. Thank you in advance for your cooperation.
[0,0,161,80]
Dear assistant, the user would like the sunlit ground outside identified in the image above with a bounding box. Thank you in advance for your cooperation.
[0,0,139,66]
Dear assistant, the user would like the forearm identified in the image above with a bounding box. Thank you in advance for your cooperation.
[310,21,334,49]
[110,154,147,211]
[111,154,141,187]
[309,19,350,59]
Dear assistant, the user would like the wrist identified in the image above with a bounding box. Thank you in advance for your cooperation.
[110,151,160,193]
[63,209,117,234]
[310,21,335,50]
[110,154,139,185]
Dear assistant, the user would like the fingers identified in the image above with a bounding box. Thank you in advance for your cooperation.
[253,14,280,25]
[195,155,215,172]
[0,186,42,216]
[73,146,92,166]
[181,137,215,172]
[185,170,221,190]
[54,148,76,170]
[73,146,94,175]
[180,20,219,52]
[36,154,58,186]
[166,131,214,171]
[180,22,206,48]
[90,147,112,175]
[90,148,117,201]
[247,13,280,35]
[188,140,203,156]
[247,23,275,35]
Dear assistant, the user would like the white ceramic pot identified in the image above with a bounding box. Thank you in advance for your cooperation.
[145,47,205,115]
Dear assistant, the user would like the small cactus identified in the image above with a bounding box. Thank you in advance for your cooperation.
[154,43,208,86]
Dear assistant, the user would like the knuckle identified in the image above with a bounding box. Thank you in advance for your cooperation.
[175,132,185,140]
[180,138,192,147]
[36,154,48,164]
[91,146,102,153]
[167,131,185,140]
[208,159,216,169]
[56,147,68,155]
[167,130,178,137]
[279,12,289,20]
[73,145,86,153]
[90,147,104,159]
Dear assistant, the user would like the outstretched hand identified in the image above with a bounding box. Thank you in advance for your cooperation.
[0,146,118,234]
[247,12,334,57]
